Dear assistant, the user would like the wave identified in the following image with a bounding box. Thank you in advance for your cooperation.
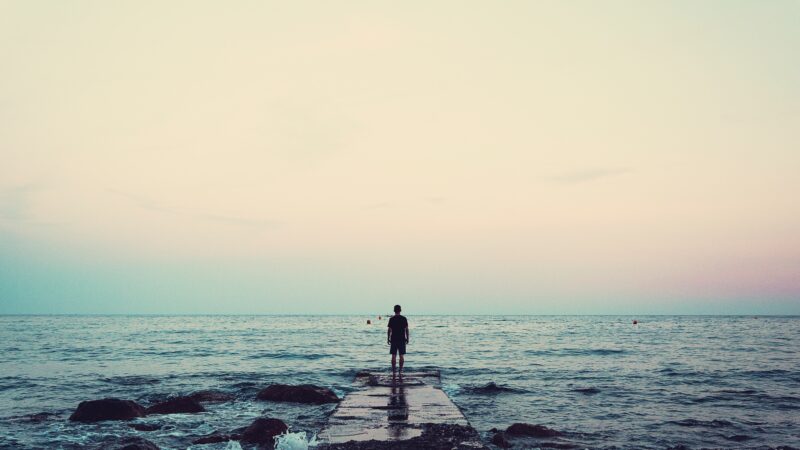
[688,389,800,409]
[660,367,800,384]
[725,434,754,442]
[461,382,525,394]
[739,368,800,382]
[101,375,162,386]
[525,348,625,357]
[571,387,601,395]
[0,376,39,392]
[656,367,716,383]
[243,352,329,360]
[716,388,758,395]
[275,431,317,450]
[668,419,734,428]
[3,411,64,422]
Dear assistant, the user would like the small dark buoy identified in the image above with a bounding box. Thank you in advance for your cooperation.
[366,319,371,325]
[378,316,382,320]
[632,320,638,325]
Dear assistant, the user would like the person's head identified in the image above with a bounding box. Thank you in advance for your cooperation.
[394,304,401,314]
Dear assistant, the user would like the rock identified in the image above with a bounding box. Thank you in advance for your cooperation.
[97,436,160,450]
[145,396,205,415]
[466,382,518,394]
[571,387,600,395]
[491,431,512,448]
[537,443,578,449]
[505,423,562,438]
[128,423,161,431]
[256,384,339,404]
[240,417,289,445]
[726,435,753,442]
[192,433,232,445]
[22,412,59,422]
[189,390,234,403]
[192,427,245,445]
[69,398,146,422]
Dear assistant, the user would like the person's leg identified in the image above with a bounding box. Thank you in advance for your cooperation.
[399,343,405,372]
[399,354,404,372]
[390,342,397,373]
[391,353,396,372]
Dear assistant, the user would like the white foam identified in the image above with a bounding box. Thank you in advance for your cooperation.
[275,431,318,450]
[223,441,243,450]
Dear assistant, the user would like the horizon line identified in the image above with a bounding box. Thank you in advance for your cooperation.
[1,313,798,317]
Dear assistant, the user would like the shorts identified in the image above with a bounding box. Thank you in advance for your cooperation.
[390,341,406,355]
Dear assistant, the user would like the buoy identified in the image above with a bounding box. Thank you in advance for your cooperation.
[367,319,371,325]
[632,320,638,325]
[378,316,382,320]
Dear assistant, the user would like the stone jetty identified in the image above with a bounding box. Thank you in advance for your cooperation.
[317,371,487,450]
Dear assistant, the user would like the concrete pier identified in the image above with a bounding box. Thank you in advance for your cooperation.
[318,371,487,450]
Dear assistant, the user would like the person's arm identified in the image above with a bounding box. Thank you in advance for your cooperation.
[387,324,392,345]
[405,322,409,344]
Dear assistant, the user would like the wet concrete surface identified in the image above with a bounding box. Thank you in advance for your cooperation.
[318,371,487,450]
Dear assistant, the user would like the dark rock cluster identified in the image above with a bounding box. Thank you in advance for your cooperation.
[188,390,235,403]
[488,423,570,449]
[145,396,205,415]
[256,383,340,404]
[69,389,239,423]
[505,422,562,438]
[69,399,146,423]
[241,418,289,445]
[68,384,340,449]
[191,417,288,446]
[95,436,159,450]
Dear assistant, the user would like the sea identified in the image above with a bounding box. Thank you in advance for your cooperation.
[0,315,798,449]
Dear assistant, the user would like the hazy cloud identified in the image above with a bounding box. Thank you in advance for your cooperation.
[362,197,446,211]
[107,189,280,229]
[425,196,446,205]
[106,189,174,214]
[0,184,41,221]
[362,201,392,211]
[550,168,632,184]
[193,212,281,228]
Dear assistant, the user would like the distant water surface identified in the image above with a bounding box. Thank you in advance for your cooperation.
[0,315,798,449]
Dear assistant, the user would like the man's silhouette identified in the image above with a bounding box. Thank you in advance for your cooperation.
[387,304,409,374]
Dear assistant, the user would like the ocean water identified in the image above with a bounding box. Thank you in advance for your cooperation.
[0,315,798,449]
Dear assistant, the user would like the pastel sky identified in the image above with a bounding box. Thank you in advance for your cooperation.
[1,1,798,314]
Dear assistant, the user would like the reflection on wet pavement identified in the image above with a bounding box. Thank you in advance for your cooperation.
[387,376,409,439]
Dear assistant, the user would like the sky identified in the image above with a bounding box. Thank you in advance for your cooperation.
[1,1,798,315]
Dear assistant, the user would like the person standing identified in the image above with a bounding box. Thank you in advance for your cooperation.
[387,304,409,374]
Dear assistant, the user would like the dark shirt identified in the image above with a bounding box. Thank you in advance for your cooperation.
[388,315,408,343]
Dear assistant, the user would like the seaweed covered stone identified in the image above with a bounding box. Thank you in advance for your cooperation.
[240,417,289,445]
[69,398,146,422]
[188,390,234,403]
[97,436,160,450]
[145,396,205,415]
[505,423,562,438]
[256,384,339,404]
